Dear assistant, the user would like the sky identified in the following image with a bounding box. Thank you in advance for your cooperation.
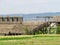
[0,0,60,14]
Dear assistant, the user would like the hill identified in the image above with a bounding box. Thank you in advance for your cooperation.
[0,12,60,21]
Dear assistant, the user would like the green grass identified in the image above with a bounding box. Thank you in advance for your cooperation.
[0,35,60,45]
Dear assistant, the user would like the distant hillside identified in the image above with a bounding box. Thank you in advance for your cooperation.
[0,12,60,16]
[0,12,60,21]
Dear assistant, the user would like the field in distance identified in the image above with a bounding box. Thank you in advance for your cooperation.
[0,34,60,45]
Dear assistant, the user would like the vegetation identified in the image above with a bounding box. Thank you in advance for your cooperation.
[0,35,60,45]
[25,27,29,35]
[56,26,60,34]
[24,25,60,35]
[25,27,33,35]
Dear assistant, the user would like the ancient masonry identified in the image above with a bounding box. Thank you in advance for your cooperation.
[0,16,23,35]
[0,16,59,35]
[0,16,23,24]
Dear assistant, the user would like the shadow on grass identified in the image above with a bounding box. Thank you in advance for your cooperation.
[0,35,60,40]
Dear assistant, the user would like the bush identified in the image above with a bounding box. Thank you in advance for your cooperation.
[25,27,33,35]
[25,27,29,35]
[56,26,60,34]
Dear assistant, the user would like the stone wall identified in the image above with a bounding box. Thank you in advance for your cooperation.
[53,16,60,22]
[0,16,23,24]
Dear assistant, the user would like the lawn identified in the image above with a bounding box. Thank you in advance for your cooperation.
[0,34,60,45]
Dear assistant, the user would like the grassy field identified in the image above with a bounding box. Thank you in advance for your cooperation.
[0,34,60,45]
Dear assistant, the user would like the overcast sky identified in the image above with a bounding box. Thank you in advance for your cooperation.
[0,0,60,14]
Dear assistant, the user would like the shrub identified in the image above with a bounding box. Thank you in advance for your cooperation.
[25,27,33,35]
[25,27,29,35]
[56,26,60,34]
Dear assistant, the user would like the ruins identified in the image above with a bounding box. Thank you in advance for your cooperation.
[0,16,60,35]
